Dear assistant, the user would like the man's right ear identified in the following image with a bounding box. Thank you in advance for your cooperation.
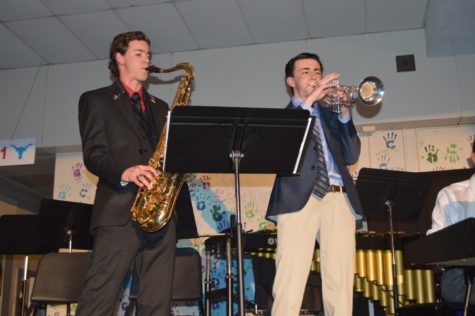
[115,52,124,66]
[286,76,295,88]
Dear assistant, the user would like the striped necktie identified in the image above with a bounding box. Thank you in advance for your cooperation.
[312,111,330,198]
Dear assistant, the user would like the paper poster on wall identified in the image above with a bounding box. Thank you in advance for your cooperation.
[348,135,371,179]
[187,173,276,236]
[53,152,98,204]
[416,125,475,171]
[0,138,35,166]
[368,130,406,171]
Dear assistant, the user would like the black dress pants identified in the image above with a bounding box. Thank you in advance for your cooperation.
[77,219,176,316]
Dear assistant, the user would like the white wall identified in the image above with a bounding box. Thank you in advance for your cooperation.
[0,29,474,150]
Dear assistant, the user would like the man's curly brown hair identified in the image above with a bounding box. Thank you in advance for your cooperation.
[108,31,151,79]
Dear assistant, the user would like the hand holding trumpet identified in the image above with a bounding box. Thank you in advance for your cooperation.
[307,74,384,117]
[305,72,352,119]
[305,72,339,105]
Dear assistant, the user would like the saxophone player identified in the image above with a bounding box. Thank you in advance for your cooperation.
[77,31,190,316]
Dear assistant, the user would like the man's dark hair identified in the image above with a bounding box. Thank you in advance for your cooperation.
[108,31,151,79]
[285,52,324,94]
[285,52,324,78]
[472,138,475,153]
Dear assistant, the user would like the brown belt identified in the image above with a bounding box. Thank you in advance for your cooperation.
[329,185,346,193]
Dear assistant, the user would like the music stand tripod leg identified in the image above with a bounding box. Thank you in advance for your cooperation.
[463,268,474,316]
[205,251,211,316]
[385,200,400,311]
[231,150,245,316]
[20,256,29,316]
[226,236,233,316]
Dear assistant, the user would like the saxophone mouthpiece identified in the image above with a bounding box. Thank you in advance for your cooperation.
[146,65,161,73]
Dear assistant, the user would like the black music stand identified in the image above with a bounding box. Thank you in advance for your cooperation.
[175,188,199,239]
[0,199,93,316]
[356,168,432,310]
[0,215,42,316]
[164,106,312,316]
[0,215,42,254]
[38,198,93,252]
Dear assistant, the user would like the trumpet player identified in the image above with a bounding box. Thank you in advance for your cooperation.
[267,52,364,316]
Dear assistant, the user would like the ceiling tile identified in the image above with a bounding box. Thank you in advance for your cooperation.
[0,0,51,21]
[0,24,42,68]
[176,0,253,48]
[107,0,170,9]
[61,11,129,59]
[238,0,308,43]
[0,0,472,70]
[41,0,112,15]
[303,0,365,38]
[366,0,428,33]
[116,3,198,53]
[6,17,95,64]
[425,0,475,57]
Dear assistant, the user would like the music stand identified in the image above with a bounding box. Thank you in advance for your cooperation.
[174,187,199,239]
[356,168,432,310]
[38,198,93,253]
[0,199,93,316]
[0,215,42,316]
[164,106,312,316]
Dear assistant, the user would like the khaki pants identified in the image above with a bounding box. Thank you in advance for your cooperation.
[272,192,356,316]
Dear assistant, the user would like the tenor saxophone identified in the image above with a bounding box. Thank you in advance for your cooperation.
[130,62,195,232]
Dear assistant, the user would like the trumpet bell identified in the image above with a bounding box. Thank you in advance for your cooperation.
[319,76,384,113]
[358,76,384,106]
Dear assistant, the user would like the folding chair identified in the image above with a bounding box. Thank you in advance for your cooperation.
[126,247,203,315]
[172,247,203,313]
[30,252,91,316]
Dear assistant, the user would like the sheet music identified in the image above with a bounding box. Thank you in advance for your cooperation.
[293,117,313,174]
[162,110,172,171]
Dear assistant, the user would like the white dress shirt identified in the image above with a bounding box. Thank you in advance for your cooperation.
[427,173,475,234]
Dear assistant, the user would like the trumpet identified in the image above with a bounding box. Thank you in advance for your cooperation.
[311,76,384,113]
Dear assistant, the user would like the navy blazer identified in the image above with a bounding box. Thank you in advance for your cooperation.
[266,102,363,221]
[79,81,188,231]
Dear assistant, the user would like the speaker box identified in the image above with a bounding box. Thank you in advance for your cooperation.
[396,54,416,72]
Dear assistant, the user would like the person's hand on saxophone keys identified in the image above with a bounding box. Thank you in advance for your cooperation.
[122,165,158,189]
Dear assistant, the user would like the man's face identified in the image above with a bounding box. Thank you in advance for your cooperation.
[286,58,322,99]
[116,40,151,83]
